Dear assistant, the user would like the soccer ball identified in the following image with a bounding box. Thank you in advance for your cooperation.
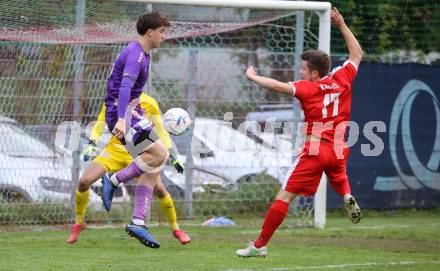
[163,108,192,136]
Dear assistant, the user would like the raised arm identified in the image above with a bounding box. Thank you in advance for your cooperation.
[89,103,107,144]
[140,95,184,173]
[246,66,293,95]
[331,7,363,67]
[141,97,173,150]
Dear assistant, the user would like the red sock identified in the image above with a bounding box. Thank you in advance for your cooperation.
[254,199,289,248]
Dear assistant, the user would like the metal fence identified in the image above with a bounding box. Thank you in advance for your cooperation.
[0,19,315,225]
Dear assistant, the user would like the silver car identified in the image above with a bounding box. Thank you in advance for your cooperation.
[0,115,101,204]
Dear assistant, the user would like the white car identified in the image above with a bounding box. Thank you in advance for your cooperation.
[249,131,303,157]
[0,115,101,205]
[162,164,234,195]
[245,103,305,156]
[167,118,294,190]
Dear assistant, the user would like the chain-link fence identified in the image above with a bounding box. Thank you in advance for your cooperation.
[0,6,317,226]
[1,0,438,226]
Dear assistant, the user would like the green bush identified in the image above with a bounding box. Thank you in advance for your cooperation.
[188,173,280,218]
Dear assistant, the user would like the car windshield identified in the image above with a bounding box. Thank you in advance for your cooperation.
[0,122,55,158]
[196,121,258,152]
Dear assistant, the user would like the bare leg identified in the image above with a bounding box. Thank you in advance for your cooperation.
[275,190,298,204]
[154,176,168,198]
[137,141,169,170]
[78,162,107,192]
[111,140,168,185]
[67,162,106,244]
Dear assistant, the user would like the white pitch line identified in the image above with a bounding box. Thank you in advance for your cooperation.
[223,261,440,271]
[238,223,440,234]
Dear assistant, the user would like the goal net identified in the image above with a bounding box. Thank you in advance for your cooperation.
[0,0,330,227]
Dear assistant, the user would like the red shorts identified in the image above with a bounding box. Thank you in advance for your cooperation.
[282,140,351,196]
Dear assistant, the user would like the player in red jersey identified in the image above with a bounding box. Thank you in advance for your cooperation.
[237,8,363,257]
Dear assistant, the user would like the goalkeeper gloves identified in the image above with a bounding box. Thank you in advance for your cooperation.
[170,156,185,173]
[83,140,98,161]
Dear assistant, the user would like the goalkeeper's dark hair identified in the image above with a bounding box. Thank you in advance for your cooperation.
[301,50,331,78]
[136,12,170,35]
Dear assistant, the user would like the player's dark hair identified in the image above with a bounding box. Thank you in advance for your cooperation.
[136,12,170,35]
[301,50,331,78]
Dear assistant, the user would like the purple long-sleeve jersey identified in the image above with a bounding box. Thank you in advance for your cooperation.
[105,41,150,129]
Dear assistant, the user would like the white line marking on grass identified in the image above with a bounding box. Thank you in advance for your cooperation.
[223,261,440,271]
[239,223,440,235]
[348,223,440,230]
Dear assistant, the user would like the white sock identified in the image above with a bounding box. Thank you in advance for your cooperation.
[110,174,120,186]
[132,218,145,226]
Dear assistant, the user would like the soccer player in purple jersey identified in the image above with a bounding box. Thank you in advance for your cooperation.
[99,12,170,248]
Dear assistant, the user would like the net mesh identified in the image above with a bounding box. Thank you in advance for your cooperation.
[0,1,318,226]
[1,1,297,44]
[3,0,438,63]
[4,0,437,226]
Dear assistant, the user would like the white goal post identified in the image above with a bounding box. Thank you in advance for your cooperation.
[126,0,330,229]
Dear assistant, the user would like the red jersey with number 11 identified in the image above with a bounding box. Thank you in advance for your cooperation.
[290,60,358,142]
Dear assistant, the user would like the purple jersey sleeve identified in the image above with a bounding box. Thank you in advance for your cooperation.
[117,50,143,118]
[117,76,135,118]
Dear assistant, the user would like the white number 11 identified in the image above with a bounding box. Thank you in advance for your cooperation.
[322,93,341,118]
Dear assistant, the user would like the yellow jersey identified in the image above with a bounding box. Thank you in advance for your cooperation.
[90,93,173,150]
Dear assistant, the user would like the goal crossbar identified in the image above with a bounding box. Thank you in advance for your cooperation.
[124,0,331,11]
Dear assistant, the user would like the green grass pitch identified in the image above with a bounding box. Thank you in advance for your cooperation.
[1,211,439,271]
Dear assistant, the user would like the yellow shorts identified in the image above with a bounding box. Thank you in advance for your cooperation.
[93,141,133,173]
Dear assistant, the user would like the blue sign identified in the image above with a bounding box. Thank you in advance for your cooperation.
[327,63,440,208]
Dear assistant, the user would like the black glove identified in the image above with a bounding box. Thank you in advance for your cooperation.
[170,156,185,173]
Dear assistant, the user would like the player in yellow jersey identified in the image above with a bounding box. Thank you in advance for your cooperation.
[66,93,191,245]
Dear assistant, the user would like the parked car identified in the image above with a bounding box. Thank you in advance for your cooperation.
[245,103,305,156]
[0,115,103,205]
[162,164,234,196]
[171,118,294,188]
